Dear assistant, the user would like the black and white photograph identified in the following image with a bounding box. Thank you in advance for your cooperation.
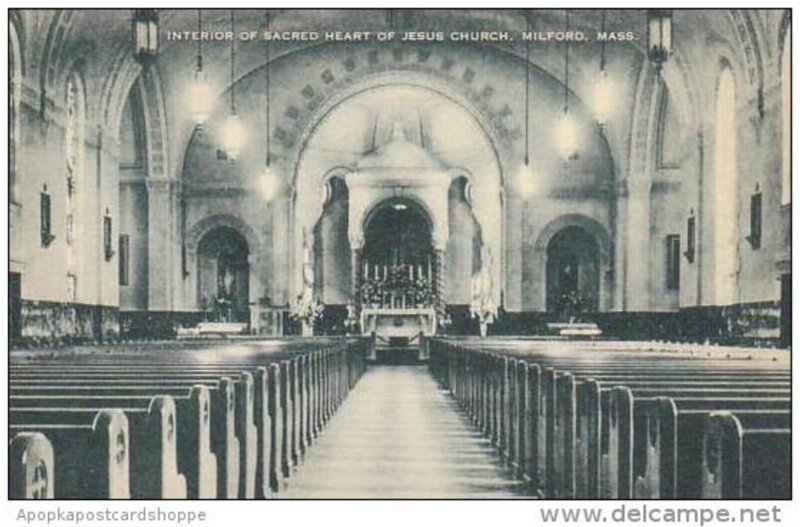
[3,4,795,513]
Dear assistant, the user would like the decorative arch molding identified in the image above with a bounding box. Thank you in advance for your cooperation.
[626,58,662,192]
[662,49,703,133]
[39,10,73,101]
[289,71,510,192]
[138,67,170,178]
[529,214,612,311]
[357,194,441,250]
[186,214,261,258]
[100,48,144,136]
[777,12,791,75]
[9,12,26,78]
[288,79,505,301]
[728,9,766,116]
[534,214,612,266]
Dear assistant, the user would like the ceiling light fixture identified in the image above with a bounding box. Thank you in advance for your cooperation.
[221,10,244,160]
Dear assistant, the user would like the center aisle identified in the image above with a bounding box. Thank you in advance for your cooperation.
[283,365,529,499]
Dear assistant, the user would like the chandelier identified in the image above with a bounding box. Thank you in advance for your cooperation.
[556,9,578,161]
[260,10,280,201]
[221,10,245,160]
[593,10,614,127]
[189,10,212,128]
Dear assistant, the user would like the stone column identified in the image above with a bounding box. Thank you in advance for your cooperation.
[146,178,175,311]
[434,249,446,331]
[612,181,628,311]
[350,248,362,308]
[624,180,652,311]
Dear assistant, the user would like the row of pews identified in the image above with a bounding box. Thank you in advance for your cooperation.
[9,338,370,499]
[429,338,790,500]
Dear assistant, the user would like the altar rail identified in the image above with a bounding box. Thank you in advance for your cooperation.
[428,338,790,499]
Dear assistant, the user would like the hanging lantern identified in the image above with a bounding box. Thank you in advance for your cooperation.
[190,10,212,127]
[647,9,673,70]
[221,113,245,160]
[557,10,579,161]
[555,110,579,161]
[593,10,615,127]
[593,68,615,126]
[260,166,281,202]
[220,10,245,160]
[190,69,212,128]
[133,9,159,63]
[515,159,537,199]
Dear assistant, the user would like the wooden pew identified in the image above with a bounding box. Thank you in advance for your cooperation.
[11,397,186,499]
[10,363,261,499]
[573,376,789,499]
[10,372,241,499]
[701,411,791,499]
[9,432,55,499]
[429,339,789,501]
[8,339,368,500]
[10,386,216,499]
[10,409,130,498]
[636,396,790,499]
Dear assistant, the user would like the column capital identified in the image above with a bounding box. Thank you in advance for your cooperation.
[145,177,175,192]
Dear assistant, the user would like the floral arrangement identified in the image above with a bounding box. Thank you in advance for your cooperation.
[290,295,324,327]
[558,290,584,320]
[470,295,498,324]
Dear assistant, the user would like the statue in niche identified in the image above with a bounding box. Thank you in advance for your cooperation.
[291,228,323,335]
[470,245,497,338]
[559,262,582,321]
[389,120,407,143]
[215,260,236,322]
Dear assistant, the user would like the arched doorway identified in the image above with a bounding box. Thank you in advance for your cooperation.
[361,199,435,308]
[197,227,250,322]
[546,226,600,315]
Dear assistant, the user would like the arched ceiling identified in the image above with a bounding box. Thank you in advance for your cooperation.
[21,9,786,179]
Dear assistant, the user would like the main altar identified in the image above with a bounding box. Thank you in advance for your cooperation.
[343,123,453,349]
[357,261,439,345]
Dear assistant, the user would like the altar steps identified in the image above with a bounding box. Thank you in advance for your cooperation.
[375,347,421,365]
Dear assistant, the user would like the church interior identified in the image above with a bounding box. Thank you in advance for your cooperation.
[7,8,792,347]
[5,8,793,501]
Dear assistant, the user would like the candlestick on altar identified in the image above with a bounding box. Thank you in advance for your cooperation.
[427,256,432,282]
[409,265,413,280]
[363,260,368,280]
[374,264,378,280]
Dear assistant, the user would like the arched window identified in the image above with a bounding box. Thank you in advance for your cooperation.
[781,25,791,205]
[9,23,22,203]
[713,66,737,305]
[65,72,85,300]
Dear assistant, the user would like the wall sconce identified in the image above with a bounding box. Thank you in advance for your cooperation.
[104,207,115,261]
[683,208,695,263]
[746,184,762,250]
[40,184,55,248]
[133,9,159,64]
